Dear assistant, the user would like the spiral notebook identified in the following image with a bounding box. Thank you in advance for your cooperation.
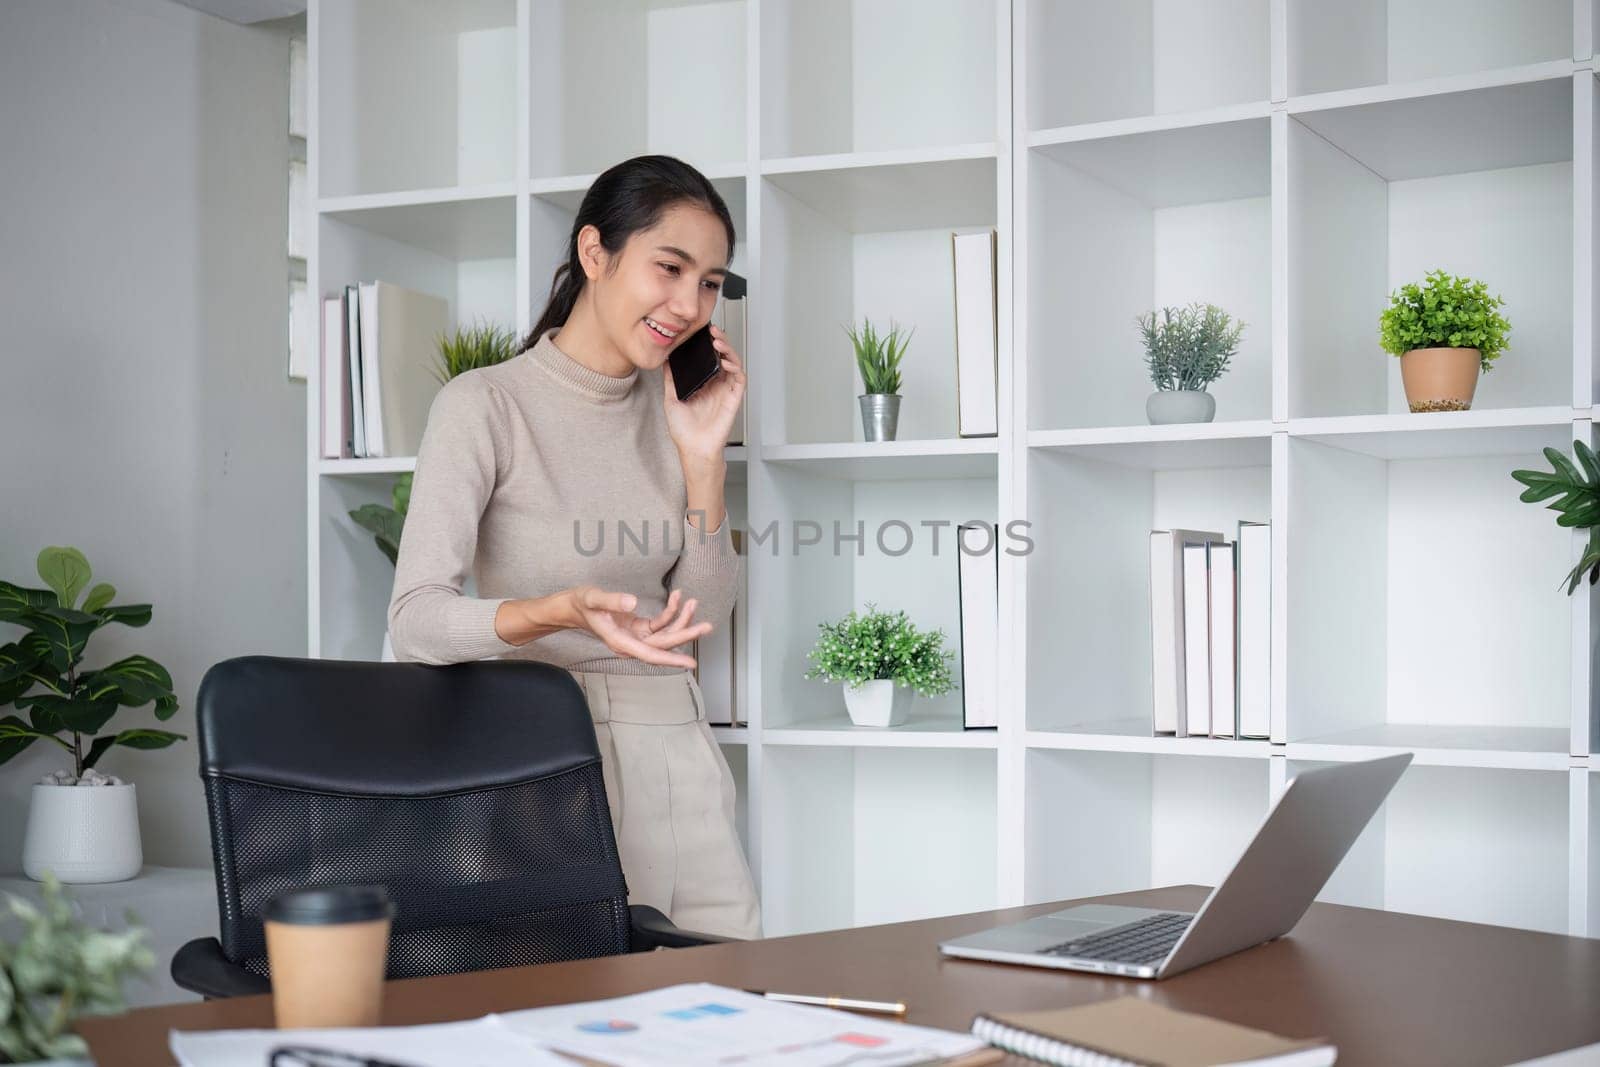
[969,998,1335,1067]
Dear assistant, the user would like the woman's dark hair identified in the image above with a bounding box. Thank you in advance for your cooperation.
[518,155,737,353]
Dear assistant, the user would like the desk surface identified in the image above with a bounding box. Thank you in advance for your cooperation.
[81,885,1600,1067]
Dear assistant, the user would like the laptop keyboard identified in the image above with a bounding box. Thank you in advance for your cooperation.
[1040,912,1193,966]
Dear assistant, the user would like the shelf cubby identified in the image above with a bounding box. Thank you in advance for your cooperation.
[760,154,997,445]
[528,0,746,181]
[1025,438,1271,736]
[1290,760,1570,935]
[317,0,517,198]
[1025,749,1270,905]
[1023,0,1270,132]
[1284,426,1584,763]
[318,205,517,336]
[759,0,997,161]
[1026,118,1273,431]
[756,466,996,736]
[761,746,997,934]
[1286,76,1575,418]
[317,473,406,663]
[1286,0,1574,99]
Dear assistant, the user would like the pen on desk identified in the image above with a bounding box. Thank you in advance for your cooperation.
[749,990,908,1015]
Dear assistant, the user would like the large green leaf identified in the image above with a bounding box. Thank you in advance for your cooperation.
[96,603,153,628]
[22,608,99,674]
[81,582,117,614]
[84,728,186,769]
[36,547,91,610]
[0,640,45,704]
[0,582,55,625]
[81,655,175,708]
[21,693,118,736]
[349,503,403,566]
[0,715,70,764]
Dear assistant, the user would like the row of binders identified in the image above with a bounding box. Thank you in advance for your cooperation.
[1150,522,1270,740]
[320,281,448,460]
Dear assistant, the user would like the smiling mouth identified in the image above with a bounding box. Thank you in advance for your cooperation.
[643,316,681,341]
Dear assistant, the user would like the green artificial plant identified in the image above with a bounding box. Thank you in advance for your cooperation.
[804,603,956,697]
[845,319,912,396]
[0,874,154,1064]
[0,547,184,781]
[1511,440,1600,594]
[350,321,518,566]
[1379,269,1511,372]
[1138,303,1244,393]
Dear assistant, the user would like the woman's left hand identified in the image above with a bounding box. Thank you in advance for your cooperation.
[663,324,746,464]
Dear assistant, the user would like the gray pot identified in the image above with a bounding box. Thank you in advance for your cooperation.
[859,393,901,441]
[1146,389,1216,425]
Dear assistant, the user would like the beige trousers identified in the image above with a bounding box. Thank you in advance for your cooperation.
[565,668,762,940]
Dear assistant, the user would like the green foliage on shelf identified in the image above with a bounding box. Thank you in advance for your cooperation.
[1512,440,1600,595]
[351,321,515,567]
[1378,270,1510,370]
[845,318,912,395]
[0,547,185,780]
[1138,303,1243,392]
[433,320,518,385]
[0,873,154,1064]
[804,603,956,696]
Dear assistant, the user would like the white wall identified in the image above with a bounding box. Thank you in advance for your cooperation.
[0,0,306,870]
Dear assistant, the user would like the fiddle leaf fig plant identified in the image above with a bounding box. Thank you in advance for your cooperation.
[1511,441,1600,595]
[0,547,185,780]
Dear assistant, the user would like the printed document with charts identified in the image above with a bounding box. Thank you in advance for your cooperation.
[495,983,991,1066]
[171,984,990,1067]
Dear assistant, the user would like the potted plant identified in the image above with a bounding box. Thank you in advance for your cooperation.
[1380,269,1510,413]
[349,321,517,661]
[1,547,184,884]
[1511,439,1600,594]
[846,319,912,442]
[0,874,154,1065]
[804,604,955,727]
[1139,303,1244,425]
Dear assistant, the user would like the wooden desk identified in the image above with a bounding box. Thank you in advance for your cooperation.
[81,885,1600,1067]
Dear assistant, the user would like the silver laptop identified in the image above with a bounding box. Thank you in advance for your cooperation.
[939,753,1412,980]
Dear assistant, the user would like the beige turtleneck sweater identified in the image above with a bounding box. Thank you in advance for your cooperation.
[386,328,740,674]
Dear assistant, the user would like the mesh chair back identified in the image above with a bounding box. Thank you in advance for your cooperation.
[196,656,629,979]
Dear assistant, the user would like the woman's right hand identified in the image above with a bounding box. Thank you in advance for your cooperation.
[563,586,711,669]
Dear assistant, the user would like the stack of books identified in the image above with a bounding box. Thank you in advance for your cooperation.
[1149,521,1270,740]
[320,281,449,460]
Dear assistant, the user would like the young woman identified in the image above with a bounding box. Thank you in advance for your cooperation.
[387,155,759,939]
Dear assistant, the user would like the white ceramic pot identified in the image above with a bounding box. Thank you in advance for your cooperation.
[22,782,142,884]
[842,679,912,728]
[1146,389,1216,425]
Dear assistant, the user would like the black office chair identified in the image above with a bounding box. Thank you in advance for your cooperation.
[172,655,730,998]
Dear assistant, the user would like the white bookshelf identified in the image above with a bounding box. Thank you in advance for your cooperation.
[308,0,1599,941]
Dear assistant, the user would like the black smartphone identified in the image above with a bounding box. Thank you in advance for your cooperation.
[668,322,722,402]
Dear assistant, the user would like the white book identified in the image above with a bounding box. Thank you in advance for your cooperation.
[957,521,999,729]
[288,278,313,382]
[1208,540,1237,739]
[1237,521,1271,740]
[951,230,998,437]
[288,36,307,139]
[345,285,366,458]
[320,296,343,457]
[1150,528,1224,735]
[1181,541,1212,738]
[288,160,309,260]
[359,281,449,459]
[716,273,748,446]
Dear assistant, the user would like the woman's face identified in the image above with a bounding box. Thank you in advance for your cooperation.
[590,203,730,371]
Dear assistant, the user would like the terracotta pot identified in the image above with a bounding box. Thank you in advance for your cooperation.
[1399,347,1480,413]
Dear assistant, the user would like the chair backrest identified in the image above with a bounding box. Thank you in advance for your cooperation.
[195,656,630,980]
